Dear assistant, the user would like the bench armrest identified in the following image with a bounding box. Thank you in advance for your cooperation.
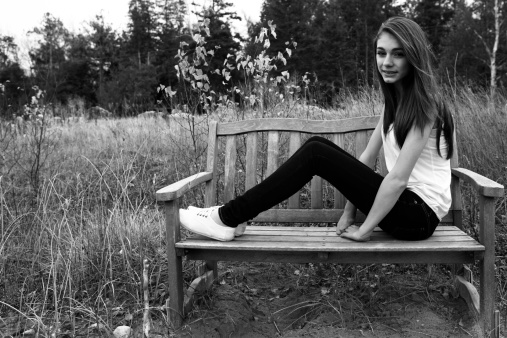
[156,172,213,202]
[452,168,504,198]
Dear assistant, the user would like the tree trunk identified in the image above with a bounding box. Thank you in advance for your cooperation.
[490,0,500,99]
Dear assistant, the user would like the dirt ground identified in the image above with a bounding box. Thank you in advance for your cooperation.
[0,262,488,338]
[167,261,486,338]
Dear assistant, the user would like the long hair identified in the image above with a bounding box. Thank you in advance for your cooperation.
[375,17,454,159]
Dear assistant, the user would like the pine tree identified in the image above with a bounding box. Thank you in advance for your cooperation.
[414,0,454,56]
[128,0,157,66]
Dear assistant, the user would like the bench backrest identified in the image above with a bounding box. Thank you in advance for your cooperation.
[204,116,461,227]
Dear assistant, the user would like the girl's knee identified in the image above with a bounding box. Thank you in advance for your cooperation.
[305,136,327,145]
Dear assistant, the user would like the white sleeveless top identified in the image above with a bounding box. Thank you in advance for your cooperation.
[382,125,452,220]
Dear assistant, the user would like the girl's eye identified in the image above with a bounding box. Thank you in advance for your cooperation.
[393,52,405,57]
[376,51,386,56]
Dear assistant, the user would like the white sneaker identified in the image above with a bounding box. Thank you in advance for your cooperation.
[179,207,235,241]
[188,206,246,237]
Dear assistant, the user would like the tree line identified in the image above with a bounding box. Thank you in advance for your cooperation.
[0,0,505,118]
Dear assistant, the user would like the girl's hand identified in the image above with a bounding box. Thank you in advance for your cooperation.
[336,214,355,235]
[340,225,372,242]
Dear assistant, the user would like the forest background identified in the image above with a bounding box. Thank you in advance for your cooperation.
[1,0,506,117]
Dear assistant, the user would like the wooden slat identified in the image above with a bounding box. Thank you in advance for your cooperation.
[232,226,472,237]
[178,238,483,252]
[217,116,380,135]
[479,195,496,334]
[224,136,236,202]
[229,235,477,244]
[242,225,464,232]
[452,168,504,197]
[205,121,218,207]
[178,226,482,249]
[183,270,214,315]
[378,147,388,176]
[333,133,346,208]
[266,131,279,177]
[156,172,212,201]
[451,128,459,168]
[311,176,323,209]
[165,200,183,327]
[245,132,258,190]
[355,130,368,157]
[250,208,454,223]
[186,249,478,264]
[451,175,463,229]
[287,132,301,208]
[455,275,480,319]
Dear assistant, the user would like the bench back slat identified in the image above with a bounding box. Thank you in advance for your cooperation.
[333,133,346,208]
[288,132,302,209]
[355,130,369,157]
[251,208,454,223]
[210,116,459,227]
[311,176,323,209]
[266,131,279,178]
[450,130,462,228]
[217,116,379,135]
[245,133,258,191]
[224,135,236,202]
[205,121,219,206]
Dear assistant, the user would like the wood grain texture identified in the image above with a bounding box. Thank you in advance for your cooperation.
[311,176,323,209]
[217,116,380,135]
[183,270,214,316]
[451,128,459,169]
[479,196,496,335]
[333,133,346,208]
[452,168,504,197]
[455,275,480,317]
[266,131,279,178]
[176,225,484,253]
[451,175,463,229]
[205,121,218,207]
[156,172,213,201]
[185,249,477,265]
[249,208,453,224]
[288,132,301,209]
[224,136,237,202]
[355,130,368,157]
[378,147,388,176]
[165,200,183,327]
[245,132,258,190]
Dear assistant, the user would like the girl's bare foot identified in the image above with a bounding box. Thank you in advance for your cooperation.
[336,214,355,235]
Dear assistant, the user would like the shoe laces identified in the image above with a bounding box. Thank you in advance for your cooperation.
[195,207,217,218]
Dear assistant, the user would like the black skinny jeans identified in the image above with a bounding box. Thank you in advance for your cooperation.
[219,136,440,240]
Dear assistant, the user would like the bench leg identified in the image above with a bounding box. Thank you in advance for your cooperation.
[165,200,184,328]
[206,260,218,279]
[479,196,497,338]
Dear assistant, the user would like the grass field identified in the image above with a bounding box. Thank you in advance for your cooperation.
[0,86,505,336]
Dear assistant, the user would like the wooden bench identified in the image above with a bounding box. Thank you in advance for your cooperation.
[156,116,504,336]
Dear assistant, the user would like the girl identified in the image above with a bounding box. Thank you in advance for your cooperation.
[179,16,454,243]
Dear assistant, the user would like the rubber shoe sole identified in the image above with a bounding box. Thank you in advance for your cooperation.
[179,208,235,241]
[188,206,246,237]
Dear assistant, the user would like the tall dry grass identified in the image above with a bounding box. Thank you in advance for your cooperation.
[0,86,505,334]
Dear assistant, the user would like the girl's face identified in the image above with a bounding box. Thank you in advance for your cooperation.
[376,31,410,90]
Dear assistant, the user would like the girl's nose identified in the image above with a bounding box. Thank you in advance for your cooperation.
[383,55,394,67]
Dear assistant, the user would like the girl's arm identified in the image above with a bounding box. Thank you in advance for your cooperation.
[341,121,433,241]
[337,118,383,234]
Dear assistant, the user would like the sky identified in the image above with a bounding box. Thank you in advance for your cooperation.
[0,0,262,66]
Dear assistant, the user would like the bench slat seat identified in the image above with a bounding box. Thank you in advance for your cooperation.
[177,226,484,254]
